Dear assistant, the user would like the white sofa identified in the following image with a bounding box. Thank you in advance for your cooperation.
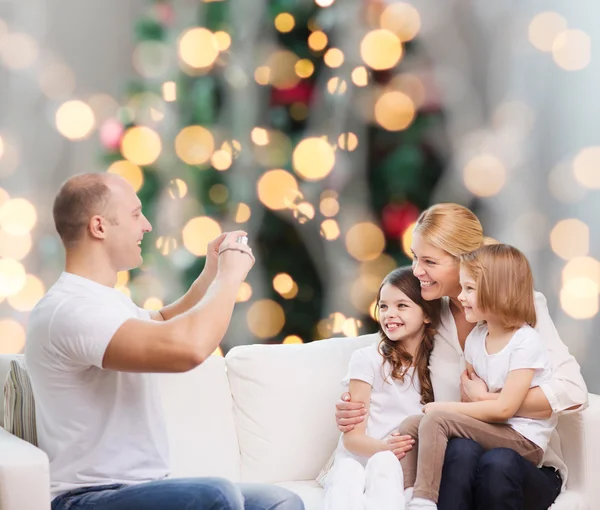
[1,333,599,510]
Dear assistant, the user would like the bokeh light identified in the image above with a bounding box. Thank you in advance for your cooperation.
[573,147,600,188]
[121,126,162,166]
[1,32,38,69]
[293,137,335,181]
[562,257,600,288]
[162,81,177,102]
[0,198,37,236]
[275,13,295,33]
[0,258,26,297]
[214,31,231,51]
[327,77,347,95]
[320,197,340,217]
[552,29,591,71]
[247,299,285,338]
[528,12,567,52]
[351,66,369,87]
[374,91,415,131]
[211,150,233,171]
[178,27,219,69]
[293,202,316,224]
[237,282,252,303]
[182,216,222,256]
[324,48,344,68]
[107,160,144,192]
[156,236,178,256]
[175,125,214,165]
[295,59,315,79]
[273,273,294,295]
[167,178,188,199]
[338,132,358,151]
[283,335,303,344]
[402,222,416,258]
[209,184,229,204]
[550,219,589,260]
[7,274,45,312]
[346,222,385,261]
[235,203,251,223]
[0,230,31,260]
[380,2,421,42]
[143,297,164,311]
[308,31,328,51]
[0,319,26,354]
[463,155,506,197]
[360,29,403,70]
[55,100,95,140]
[560,278,598,319]
[257,169,300,210]
[267,50,300,89]
[320,219,340,240]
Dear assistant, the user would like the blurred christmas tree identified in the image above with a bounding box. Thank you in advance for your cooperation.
[99,0,445,352]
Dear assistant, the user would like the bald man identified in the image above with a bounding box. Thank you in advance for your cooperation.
[25,173,304,510]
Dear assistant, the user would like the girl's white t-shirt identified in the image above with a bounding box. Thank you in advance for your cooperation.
[464,323,558,452]
[334,342,423,464]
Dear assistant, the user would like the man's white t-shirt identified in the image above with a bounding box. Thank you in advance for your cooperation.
[333,342,423,465]
[464,323,558,452]
[24,272,170,500]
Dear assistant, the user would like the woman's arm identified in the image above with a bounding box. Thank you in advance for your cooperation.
[342,380,390,457]
[427,369,535,422]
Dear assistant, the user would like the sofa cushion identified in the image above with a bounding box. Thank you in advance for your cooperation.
[226,334,378,483]
[0,354,23,427]
[3,358,38,446]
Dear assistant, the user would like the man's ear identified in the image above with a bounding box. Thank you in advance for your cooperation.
[89,215,107,240]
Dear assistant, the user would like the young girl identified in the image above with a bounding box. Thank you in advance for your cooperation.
[322,267,441,510]
[399,243,558,510]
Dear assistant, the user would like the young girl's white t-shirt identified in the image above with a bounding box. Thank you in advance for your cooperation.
[465,323,558,452]
[333,342,423,465]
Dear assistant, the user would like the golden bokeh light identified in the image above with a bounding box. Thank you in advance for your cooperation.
[273,273,294,295]
[178,27,219,69]
[237,281,253,303]
[560,278,598,319]
[182,216,222,256]
[55,100,95,140]
[402,221,416,258]
[0,230,31,260]
[247,299,285,339]
[292,137,335,181]
[351,66,369,87]
[562,257,600,288]
[342,318,360,337]
[7,274,45,312]
[374,91,415,131]
[0,198,37,236]
[214,31,231,51]
[175,125,214,165]
[0,258,26,297]
[573,146,600,188]
[143,297,164,311]
[267,50,301,89]
[116,286,131,298]
[167,178,188,199]
[121,126,162,166]
[320,219,340,241]
[390,74,425,108]
[283,335,303,344]
[156,236,178,256]
[1,33,38,69]
[552,30,591,71]
[315,0,335,6]
[211,150,233,171]
[463,155,506,197]
[209,184,229,204]
[338,132,358,151]
[221,140,242,158]
[295,59,314,79]
[254,66,270,85]
[369,300,378,321]
[275,13,295,33]
[550,219,589,261]
[107,160,144,192]
[320,197,340,217]
[380,2,421,42]
[327,77,347,95]
[162,81,176,102]
[251,127,270,146]
[0,319,26,354]
[346,222,385,261]
[235,203,252,223]
[360,29,403,71]
[0,187,9,207]
[257,169,300,210]
[254,130,293,169]
[281,281,299,299]
[308,31,328,51]
[528,12,567,52]
[324,48,344,68]
[116,271,130,287]
[212,346,224,357]
[293,202,316,224]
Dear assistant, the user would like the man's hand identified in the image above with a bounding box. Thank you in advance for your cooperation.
[460,369,489,403]
[386,433,415,460]
[335,392,366,432]
[216,231,255,282]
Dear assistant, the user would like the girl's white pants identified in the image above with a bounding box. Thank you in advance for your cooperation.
[323,450,406,510]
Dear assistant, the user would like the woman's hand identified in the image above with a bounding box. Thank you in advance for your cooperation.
[422,402,458,414]
[460,370,489,402]
[335,392,366,432]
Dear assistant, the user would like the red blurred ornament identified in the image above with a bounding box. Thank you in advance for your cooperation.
[99,118,124,151]
[155,3,175,25]
[381,203,420,238]
[271,81,314,106]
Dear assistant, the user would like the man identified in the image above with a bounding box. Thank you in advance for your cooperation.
[25,173,304,510]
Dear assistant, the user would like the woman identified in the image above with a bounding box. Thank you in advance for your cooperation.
[335,203,588,510]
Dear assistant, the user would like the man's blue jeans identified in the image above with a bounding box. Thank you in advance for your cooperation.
[51,477,305,510]
[438,438,562,510]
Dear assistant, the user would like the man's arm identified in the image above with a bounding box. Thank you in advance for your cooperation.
[103,232,254,373]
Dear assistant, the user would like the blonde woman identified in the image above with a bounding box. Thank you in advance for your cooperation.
[335,203,588,510]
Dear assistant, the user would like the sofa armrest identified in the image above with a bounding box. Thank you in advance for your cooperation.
[557,393,600,508]
[0,427,50,510]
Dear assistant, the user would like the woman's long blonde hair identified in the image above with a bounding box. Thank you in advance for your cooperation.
[414,203,484,258]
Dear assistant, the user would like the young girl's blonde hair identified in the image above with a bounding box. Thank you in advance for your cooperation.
[460,244,536,330]
[414,203,484,258]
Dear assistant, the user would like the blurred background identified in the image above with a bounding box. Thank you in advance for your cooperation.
[0,0,599,392]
